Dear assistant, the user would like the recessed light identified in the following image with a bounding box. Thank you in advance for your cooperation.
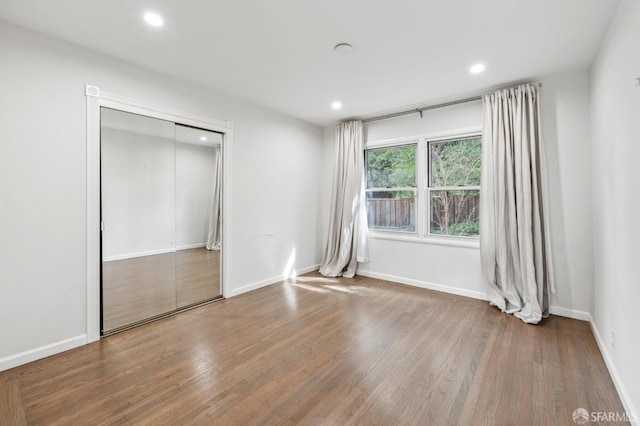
[332,101,342,110]
[144,13,164,27]
[470,63,485,74]
[200,136,207,141]
[334,43,353,54]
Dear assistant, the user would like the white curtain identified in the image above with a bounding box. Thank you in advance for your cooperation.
[480,84,555,324]
[206,146,222,251]
[319,121,369,278]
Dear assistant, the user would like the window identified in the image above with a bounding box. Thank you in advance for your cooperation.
[428,137,481,237]
[364,134,481,239]
[365,144,416,232]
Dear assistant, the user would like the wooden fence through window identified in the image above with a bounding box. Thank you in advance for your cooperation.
[430,192,480,231]
[367,198,415,231]
[367,193,479,231]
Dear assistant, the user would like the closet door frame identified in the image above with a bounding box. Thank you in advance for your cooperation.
[85,85,233,343]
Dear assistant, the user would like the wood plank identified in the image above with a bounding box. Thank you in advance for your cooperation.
[0,374,27,425]
[102,252,177,331]
[0,273,626,425]
[177,247,221,307]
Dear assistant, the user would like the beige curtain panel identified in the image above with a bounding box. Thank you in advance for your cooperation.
[206,146,222,251]
[320,121,368,278]
[480,84,555,324]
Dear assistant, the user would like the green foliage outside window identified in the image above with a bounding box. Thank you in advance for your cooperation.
[429,138,481,237]
[365,145,416,232]
[366,145,416,188]
[430,137,481,187]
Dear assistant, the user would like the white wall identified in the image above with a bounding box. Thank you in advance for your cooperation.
[0,20,323,367]
[101,127,176,259]
[176,142,216,249]
[321,74,594,316]
[590,0,640,416]
[538,73,594,317]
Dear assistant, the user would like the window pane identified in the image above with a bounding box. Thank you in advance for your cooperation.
[366,145,416,188]
[430,190,479,236]
[367,191,416,232]
[430,137,481,187]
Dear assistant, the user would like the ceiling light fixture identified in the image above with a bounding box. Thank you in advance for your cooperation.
[332,101,342,110]
[470,63,485,74]
[200,136,207,141]
[144,13,164,27]
[334,43,353,54]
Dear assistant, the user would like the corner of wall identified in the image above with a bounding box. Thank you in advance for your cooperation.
[587,0,640,420]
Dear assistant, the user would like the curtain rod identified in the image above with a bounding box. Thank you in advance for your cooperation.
[361,82,542,124]
[362,96,481,123]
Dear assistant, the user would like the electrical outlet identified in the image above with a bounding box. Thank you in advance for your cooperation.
[611,330,616,351]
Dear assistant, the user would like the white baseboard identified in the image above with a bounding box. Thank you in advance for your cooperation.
[358,270,591,322]
[356,270,489,301]
[0,334,87,372]
[588,315,638,425]
[548,305,590,321]
[231,264,321,297]
[103,247,175,262]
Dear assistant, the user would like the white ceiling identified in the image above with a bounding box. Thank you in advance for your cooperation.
[0,0,619,126]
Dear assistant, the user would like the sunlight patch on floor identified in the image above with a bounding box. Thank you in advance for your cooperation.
[292,283,331,294]
[294,276,338,284]
[282,282,298,310]
[291,275,384,296]
[322,284,355,294]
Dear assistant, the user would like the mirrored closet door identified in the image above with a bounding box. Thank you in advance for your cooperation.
[100,108,223,334]
[175,124,222,308]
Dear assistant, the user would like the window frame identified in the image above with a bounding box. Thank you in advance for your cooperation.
[364,142,418,234]
[364,129,482,244]
[426,136,481,239]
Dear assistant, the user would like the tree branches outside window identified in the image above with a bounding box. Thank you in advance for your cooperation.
[429,138,481,237]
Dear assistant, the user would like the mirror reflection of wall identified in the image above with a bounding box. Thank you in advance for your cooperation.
[175,124,222,308]
[100,108,223,334]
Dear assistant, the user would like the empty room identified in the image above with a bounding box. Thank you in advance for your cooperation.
[0,0,638,424]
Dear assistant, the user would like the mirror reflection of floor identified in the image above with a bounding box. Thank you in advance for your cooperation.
[102,248,220,332]
[176,248,220,308]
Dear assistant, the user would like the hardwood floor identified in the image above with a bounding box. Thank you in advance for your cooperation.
[0,273,626,425]
[102,248,220,331]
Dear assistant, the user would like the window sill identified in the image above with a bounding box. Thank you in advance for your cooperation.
[368,231,480,249]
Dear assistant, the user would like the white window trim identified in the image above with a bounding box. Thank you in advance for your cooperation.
[426,135,482,239]
[368,231,480,249]
[364,127,482,248]
[365,143,418,234]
